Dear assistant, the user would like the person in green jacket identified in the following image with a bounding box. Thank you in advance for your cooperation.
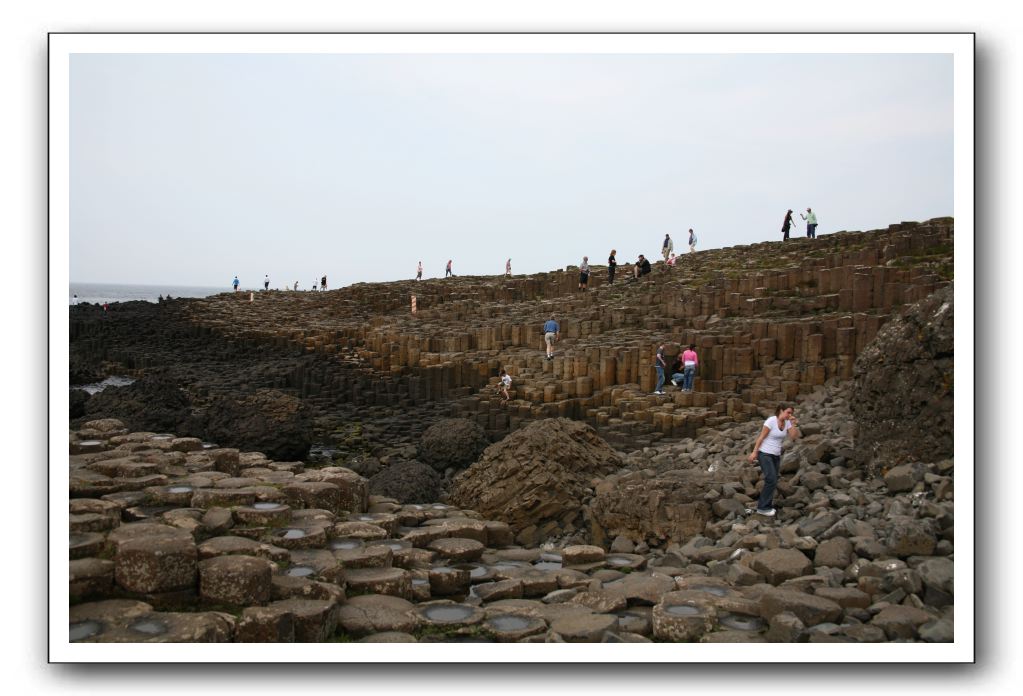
[800,208,818,239]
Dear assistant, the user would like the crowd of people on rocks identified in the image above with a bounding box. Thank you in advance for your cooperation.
[232,207,818,295]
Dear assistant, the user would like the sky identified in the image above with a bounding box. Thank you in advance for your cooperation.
[69,51,953,288]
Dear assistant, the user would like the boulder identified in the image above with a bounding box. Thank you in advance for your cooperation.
[368,460,441,504]
[447,418,622,535]
[748,548,814,585]
[417,418,490,471]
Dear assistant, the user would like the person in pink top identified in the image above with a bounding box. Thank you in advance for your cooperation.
[681,343,699,391]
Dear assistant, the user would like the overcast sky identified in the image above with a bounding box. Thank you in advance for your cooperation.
[69,52,953,288]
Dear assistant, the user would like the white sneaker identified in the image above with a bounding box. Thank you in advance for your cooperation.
[755,508,776,517]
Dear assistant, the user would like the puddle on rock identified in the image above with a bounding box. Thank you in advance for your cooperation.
[606,556,634,567]
[287,566,316,577]
[488,615,531,631]
[421,605,474,622]
[690,585,728,597]
[719,613,765,631]
[253,502,284,510]
[665,605,702,616]
[532,561,562,571]
[150,434,174,441]
[329,539,362,550]
[69,620,103,641]
[76,440,103,447]
[129,618,168,636]
[411,578,429,586]
[167,486,193,494]
[201,442,217,449]
[280,529,306,540]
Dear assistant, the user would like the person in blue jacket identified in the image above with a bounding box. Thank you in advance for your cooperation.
[542,315,560,360]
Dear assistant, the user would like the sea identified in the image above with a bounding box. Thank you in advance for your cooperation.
[69,282,228,305]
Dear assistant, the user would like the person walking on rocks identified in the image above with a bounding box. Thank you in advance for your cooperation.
[662,233,673,263]
[543,315,560,360]
[499,369,512,401]
[232,276,239,292]
[653,343,667,395]
[417,261,423,281]
[607,249,617,284]
[681,343,699,391]
[782,209,795,241]
[293,281,298,291]
[446,259,453,277]
[506,258,512,276]
[800,207,818,239]
[264,274,270,291]
[746,403,801,516]
[320,275,327,291]
[579,256,590,290]
[688,228,697,254]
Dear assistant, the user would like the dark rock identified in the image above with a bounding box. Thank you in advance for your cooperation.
[417,418,490,471]
[201,389,312,461]
[852,284,953,468]
[369,460,441,504]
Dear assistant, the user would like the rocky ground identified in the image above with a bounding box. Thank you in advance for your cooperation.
[67,229,954,644]
[67,367,953,643]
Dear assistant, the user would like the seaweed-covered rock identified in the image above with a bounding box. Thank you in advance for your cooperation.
[417,418,489,472]
[368,460,441,504]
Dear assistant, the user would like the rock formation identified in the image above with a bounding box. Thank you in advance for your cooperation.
[852,283,954,469]
[446,418,622,544]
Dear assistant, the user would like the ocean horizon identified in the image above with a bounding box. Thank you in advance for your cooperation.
[69,282,230,305]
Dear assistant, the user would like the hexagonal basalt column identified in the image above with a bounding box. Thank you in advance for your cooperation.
[115,535,198,594]
[198,555,275,606]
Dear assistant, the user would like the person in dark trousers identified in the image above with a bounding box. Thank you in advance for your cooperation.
[782,209,795,240]
[264,274,270,291]
[578,256,590,290]
[653,343,667,394]
[633,254,651,279]
[445,260,453,277]
[746,403,801,516]
[607,249,617,284]
[800,208,818,238]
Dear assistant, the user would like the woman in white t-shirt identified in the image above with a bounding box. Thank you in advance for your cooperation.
[746,403,801,517]
[499,369,512,401]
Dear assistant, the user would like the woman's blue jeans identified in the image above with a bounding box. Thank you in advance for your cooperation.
[757,451,781,510]
[683,365,696,390]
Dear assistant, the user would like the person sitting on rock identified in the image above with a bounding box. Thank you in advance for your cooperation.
[670,352,686,388]
[634,254,651,279]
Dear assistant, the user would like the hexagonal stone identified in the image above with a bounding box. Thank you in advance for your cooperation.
[346,567,412,599]
[551,612,618,642]
[283,482,341,514]
[601,572,677,605]
[198,555,274,605]
[270,575,345,604]
[562,545,606,565]
[483,613,547,642]
[266,598,339,642]
[332,521,389,541]
[337,594,420,637]
[473,579,524,603]
[886,518,937,557]
[115,535,197,594]
[758,588,842,626]
[268,526,328,550]
[652,593,718,642]
[197,536,290,563]
[70,558,115,599]
[70,600,234,643]
[232,503,292,526]
[236,606,296,642]
[870,605,936,640]
[749,548,814,585]
[428,566,471,596]
[814,537,854,568]
[569,590,628,614]
[427,537,484,563]
[190,488,257,509]
[813,586,871,609]
[70,532,106,560]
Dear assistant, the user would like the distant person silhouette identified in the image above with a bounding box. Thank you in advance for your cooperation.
[233,276,239,292]
[417,261,423,281]
[607,250,617,284]
[445,260,453,278]
[782,210,795,240]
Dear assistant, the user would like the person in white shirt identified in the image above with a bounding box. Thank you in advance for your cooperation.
[688,228,697,253]
[800,208,818,239]
[746,403,801,516]
[499,369,512,401]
